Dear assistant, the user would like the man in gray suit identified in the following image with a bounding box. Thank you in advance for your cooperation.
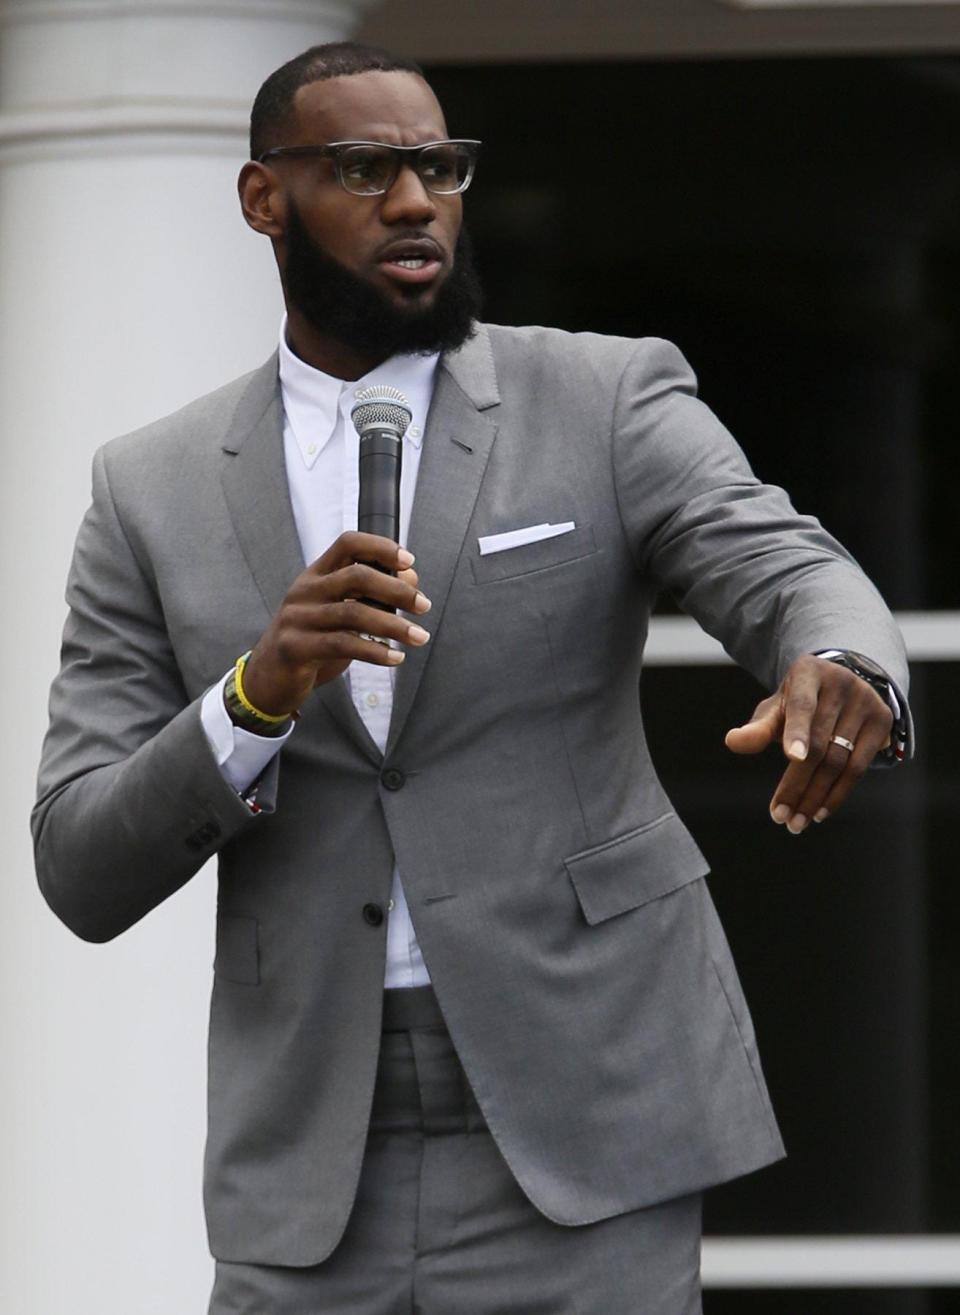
[34,41,909,1315]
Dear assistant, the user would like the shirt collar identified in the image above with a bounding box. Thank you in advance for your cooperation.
[278,315,439,468]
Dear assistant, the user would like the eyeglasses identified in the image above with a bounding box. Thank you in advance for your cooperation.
[256,139,481,196]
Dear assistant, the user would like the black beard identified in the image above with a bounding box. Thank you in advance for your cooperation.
[282,203,483,363]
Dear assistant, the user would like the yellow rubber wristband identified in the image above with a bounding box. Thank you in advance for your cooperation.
[234,652,293,724]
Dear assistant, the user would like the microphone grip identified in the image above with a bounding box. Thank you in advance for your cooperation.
[358,430,403,614]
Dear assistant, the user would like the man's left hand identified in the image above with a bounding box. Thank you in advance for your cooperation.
[724,654,894,835]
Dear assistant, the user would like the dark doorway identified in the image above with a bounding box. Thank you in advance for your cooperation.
[427,54,960,1280]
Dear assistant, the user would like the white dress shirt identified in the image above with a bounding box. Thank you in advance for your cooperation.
[200,317,438,988]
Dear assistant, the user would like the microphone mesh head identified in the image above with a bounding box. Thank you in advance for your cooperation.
[351,385,412,436]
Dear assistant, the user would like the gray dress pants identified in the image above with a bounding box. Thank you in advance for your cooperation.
[209,987,702,1315]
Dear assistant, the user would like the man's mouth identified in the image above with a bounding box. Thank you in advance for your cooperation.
[377,238,445,286]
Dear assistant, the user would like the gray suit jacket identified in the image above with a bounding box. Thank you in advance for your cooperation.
[34,324,910,1266]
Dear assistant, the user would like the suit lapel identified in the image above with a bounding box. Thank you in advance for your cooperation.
[220,357,303,618]
[387,325,500,754]
[219,355,382,764]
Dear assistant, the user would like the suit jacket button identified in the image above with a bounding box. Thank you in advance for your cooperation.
[362,903,385,927]
[381,768,406,791]
[184,819,222,851]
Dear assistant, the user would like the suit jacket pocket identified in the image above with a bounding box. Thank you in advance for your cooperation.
[564,813,710,925]
[471,524,597,584]
[215,913,260,985]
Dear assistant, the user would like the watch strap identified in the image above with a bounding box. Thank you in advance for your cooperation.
[224,652,296,737]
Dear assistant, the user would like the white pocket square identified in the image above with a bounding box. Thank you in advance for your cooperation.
[478,522,576,556]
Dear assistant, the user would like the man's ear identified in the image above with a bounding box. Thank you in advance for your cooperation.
[238,162,285,237]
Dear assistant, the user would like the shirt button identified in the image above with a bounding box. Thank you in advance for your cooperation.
[388,899,395,912]
[362,903,384,927]
[365,692,380,708]
[409,426,421,439]
[381,767,406,791]
[307,443,317,455]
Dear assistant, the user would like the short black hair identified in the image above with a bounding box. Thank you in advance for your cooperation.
[250,42,426,161]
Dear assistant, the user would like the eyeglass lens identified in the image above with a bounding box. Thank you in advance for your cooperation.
[337,143,474,195]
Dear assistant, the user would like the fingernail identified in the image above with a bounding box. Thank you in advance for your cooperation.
[408,625,430,645]
[813,808,829,823]
[397,549,415,568]
[789,739,807,761]
[787,813,808,835]
[387,650,404,664]
[772,804,791,824]
[414,592,431,614]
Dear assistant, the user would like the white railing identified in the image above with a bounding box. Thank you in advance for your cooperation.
[704,1235,960,1287]
[646,610,960,665]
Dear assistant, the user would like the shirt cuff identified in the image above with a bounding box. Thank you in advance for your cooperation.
[200,670,294,796]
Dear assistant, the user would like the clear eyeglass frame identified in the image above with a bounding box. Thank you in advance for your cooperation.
[256,139,481,196]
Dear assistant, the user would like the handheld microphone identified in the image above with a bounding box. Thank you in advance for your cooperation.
[351,385,413,613]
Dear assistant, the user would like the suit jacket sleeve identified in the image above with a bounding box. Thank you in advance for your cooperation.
[611,337,911,701]
[32,445,261,943]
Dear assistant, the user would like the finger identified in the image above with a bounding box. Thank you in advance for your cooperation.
[332,620,431,667]
[724,693,783,755]
[310,562,428,613]
[397,576,432,615]
[772,708,890,832]
[767,661,894,831]
[290,598,431,649]
[271,606,429,674]
[768,717,851,827]
[304,628,408,669]
[791,659,887,768]
[261,623,411,683]
[780,661,823,763]
[767,687,844,824]
[776,677,845,788]
[768,757,822,827]
[774,742,854,832]
[809,722,892,822]
[798,683,892,824]
[339,632,411,666]
[314,532,414,575]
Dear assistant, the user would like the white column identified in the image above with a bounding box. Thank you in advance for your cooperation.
[0,3,377,1312]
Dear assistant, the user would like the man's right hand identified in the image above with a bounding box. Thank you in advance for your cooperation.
[238,532,432,718]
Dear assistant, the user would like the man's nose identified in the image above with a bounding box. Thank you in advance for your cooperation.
[379,163,437,225]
